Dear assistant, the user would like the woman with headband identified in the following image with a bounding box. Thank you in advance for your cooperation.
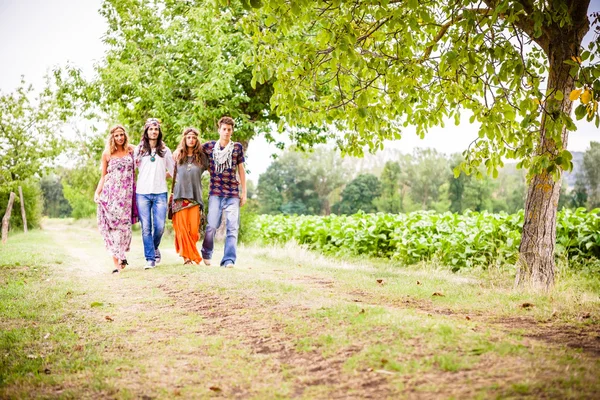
[94,125,137,273]
[134,118,175,269]
[171,127,209,264]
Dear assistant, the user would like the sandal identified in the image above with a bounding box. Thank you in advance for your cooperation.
[183,259,193,265]
[119,259,128,270]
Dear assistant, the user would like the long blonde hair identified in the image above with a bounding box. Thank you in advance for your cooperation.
[174,127,208,168]
[105,124,129,155]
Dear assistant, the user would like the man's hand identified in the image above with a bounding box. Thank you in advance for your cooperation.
[240,192,247,207]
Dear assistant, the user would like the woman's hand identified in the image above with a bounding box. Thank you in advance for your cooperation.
[94,192,100,203]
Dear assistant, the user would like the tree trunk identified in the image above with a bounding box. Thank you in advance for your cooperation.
[18,186,27,233]
[321,198,331,215]
[517,15,589,290]
[2,192,16,245]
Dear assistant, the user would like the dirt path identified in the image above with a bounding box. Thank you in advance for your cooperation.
[11,220,600,399]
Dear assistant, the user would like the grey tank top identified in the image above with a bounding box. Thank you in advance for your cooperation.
[173,156,206,206]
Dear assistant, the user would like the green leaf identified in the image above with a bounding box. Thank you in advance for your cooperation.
[554,90,563,101]
[575,104,587,120]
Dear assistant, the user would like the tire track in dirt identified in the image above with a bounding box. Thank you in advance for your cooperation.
[157,283,396,399]
[344,289,600,357]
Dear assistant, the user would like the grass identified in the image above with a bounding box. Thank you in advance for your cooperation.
[0,231,120,396]
[0,220,599,399]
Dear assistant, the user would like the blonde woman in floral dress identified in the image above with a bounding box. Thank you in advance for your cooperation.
[94,125,137,273]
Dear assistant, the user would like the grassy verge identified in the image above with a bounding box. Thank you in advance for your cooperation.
[0,230,123,397]
[1,223,599,399]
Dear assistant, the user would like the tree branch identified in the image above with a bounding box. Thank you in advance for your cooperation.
[421,8,494,61]
[356,17,392,44]
[481,0,548,53]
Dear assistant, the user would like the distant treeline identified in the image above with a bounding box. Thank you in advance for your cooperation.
[255,144,600,216]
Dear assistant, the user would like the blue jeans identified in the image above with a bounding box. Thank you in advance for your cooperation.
[136,193,168,262]
[202,196,240,266]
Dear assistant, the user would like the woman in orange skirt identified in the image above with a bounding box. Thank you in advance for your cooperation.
[171,127,209,264]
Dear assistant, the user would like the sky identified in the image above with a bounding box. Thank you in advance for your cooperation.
[1,0,599,182]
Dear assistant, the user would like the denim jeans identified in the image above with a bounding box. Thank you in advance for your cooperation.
[136,192,168,262]
[201,196,240,266]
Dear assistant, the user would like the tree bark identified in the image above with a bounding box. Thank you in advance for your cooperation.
[2,192,16,245]
[517,7,590,290]
[18,186,27,233]
[321,198,331,216]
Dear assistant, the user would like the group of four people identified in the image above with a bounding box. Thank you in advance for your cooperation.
[94,116,246,273]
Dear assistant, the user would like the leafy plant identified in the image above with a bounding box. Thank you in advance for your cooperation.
[249,209,600,271]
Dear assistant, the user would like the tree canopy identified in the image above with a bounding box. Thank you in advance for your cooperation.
[332,173,381,215]
[0,79,66,185]
[233,0,598,175]
[57,0,277,148]
[218,0,600,289]
[0,79,67,229]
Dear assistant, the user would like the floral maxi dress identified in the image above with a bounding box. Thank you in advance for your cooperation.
[97,155,135,260]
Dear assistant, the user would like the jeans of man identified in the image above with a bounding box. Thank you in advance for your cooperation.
[201,195,240,266]
[136,192,168,262]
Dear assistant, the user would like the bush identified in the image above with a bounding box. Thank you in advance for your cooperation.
[238,199,259,244]
[61,161,100,219]
[62,182,97,219]
[0,179,44,230]
[40,175,72,217]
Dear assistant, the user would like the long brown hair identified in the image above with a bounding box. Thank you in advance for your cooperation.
[174,127,208,168]
[105,124,129,155]
[139,118,166,158]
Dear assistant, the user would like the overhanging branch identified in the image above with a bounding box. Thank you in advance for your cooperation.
[421,8,495,61]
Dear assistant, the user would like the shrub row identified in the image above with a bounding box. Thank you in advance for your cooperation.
[248,209,600,270]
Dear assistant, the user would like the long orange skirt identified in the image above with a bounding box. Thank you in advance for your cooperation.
[172,205,202,263]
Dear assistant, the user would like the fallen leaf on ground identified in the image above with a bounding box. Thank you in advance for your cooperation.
[416,281,421,285]
[90,302,103,308]
[209,386,222,392]
[105,315,114,321]
[43,333,50,340]
[466,316,471,320]
[44,368,51,374]
[582,312,591,319]
[358,309,365,314]
[520,302,534,309]
[374,369,395,375]
[376,279,384,284]
[432,292,444,297]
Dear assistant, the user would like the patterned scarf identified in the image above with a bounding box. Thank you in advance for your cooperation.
[212,141,234,173]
